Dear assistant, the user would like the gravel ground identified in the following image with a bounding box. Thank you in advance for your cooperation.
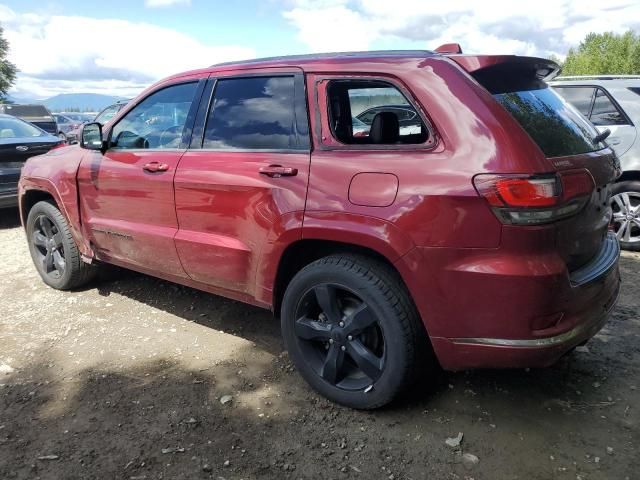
[0,207,639,480]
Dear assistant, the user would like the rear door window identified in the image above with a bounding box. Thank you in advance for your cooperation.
[203,76,300,150]
[590,89,628,126]
[552,87,595,117]
[493,87,601,158]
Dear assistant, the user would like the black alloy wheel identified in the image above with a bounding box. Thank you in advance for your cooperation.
[31,214,66,280]
[26,200,97,290]
[281,254,428,409]
[293,283,385,391]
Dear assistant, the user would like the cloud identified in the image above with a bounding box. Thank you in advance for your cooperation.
[283,0,640,58]
[0,5,254,99]
[144,0,191,7]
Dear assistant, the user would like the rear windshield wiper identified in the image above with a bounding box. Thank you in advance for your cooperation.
[593,128,611,144]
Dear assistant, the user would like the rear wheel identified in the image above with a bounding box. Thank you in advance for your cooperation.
[281,254,427,409]
[26,200,96,290]
[611,181,640,251]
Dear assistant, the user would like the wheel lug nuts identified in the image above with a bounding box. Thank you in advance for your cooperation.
[340,346,346,351]
[347,335,353,341]
[339,321,344,327]
[329,339,334,344]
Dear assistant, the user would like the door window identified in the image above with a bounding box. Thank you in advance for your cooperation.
[328,80,428,145]
[110,82,198,149]
[590,89,628,126]
[203,76,297,150]
[552,87,595,117]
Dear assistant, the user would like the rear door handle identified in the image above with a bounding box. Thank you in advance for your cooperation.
[259,164,298,178]
[143,162,170,173]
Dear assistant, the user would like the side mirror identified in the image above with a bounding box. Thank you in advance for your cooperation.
[80,122,105,151]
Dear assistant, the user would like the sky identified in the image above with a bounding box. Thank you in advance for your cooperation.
[1,0,640,99]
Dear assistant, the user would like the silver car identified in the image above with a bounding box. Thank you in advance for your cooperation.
[551,76,640,250]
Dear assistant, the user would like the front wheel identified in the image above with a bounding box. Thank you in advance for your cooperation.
[26,200,96,290]
[611,180,640,251]
[281,254,427,409]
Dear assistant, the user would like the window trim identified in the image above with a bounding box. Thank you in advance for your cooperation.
[590,86,633,126]
[190,71,310,153]
[553,84,633,127]
[314,75,437,151]
[106,79,206,151]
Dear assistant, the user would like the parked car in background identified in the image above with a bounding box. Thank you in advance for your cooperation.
[53,114,83,142]
[59,112,94,123]
[356,105,423,135]
[551,76,640,250]
[0,104,60,139]
[66,101,130,144]
[54,113,93,144]
[18,50,620,409]
[0,114,61,208]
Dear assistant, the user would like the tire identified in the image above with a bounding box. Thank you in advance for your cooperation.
[58,132,67,142]
[610,180,640,251]
[26,200,96,290]
[281,254,428,409]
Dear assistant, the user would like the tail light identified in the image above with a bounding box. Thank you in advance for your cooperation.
[473,170,595,225]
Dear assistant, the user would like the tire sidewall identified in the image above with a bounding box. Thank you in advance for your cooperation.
[281,259,411,409]
[26,202,75,289]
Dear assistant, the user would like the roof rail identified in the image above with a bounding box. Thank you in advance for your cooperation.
[211,50,434,67]
[555,75,640,81]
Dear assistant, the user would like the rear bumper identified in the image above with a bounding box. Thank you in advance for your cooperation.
[433,273,619,369]
[400,232,622,370]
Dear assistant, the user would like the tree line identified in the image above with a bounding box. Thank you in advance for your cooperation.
[554,30,640,75]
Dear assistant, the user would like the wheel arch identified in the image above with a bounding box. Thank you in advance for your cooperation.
[256,212,417,316]
[20,188,58,226]
[19,179,93,259]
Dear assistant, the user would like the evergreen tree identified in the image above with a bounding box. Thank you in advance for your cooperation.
[0,25,17,102]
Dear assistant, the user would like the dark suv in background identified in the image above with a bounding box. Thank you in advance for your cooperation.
[0,104,59,138]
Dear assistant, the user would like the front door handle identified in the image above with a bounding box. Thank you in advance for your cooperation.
[259,164,298,178]
[143,162,170,173]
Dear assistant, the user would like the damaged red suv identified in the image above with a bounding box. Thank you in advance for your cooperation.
[18,49,621,408]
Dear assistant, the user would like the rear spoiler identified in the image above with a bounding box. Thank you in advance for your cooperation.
[444,55,562,94]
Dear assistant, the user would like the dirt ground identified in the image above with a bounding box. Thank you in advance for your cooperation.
[0,207,638,480]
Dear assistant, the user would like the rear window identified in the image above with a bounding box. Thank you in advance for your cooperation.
[493,87,601,158]
[0,116,46,138]
[2,105,51,118]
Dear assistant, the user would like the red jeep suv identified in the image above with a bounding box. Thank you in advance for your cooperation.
[18,50,621,409]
